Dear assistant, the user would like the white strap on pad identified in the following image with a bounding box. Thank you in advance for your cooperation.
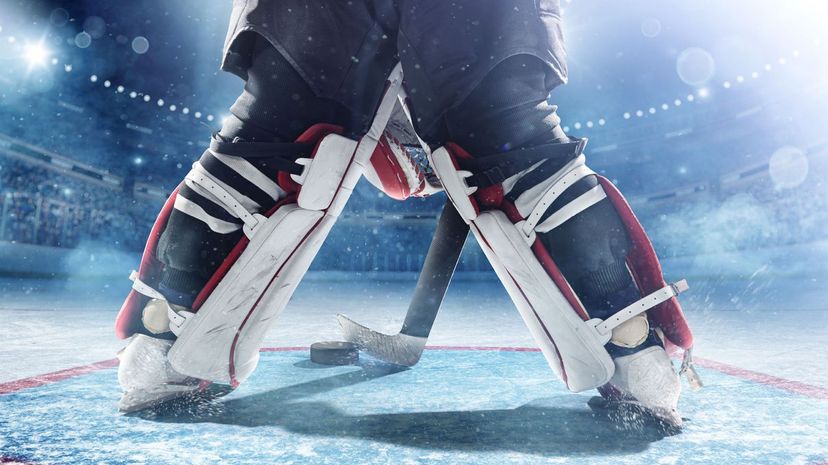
[587,280,689,344]
[185,164,267,239]
[128,271,195,336]
[521,163,595,237]
[129,270,165,300]
[535,184,607,233]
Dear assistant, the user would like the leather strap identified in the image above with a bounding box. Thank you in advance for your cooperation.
[185,162,267,238]
[459,138,588,189]
[128,271,195,336]
[209,133,312,173]
[535,184,607,232]
[521,162,595,238]
[594,280,689,336]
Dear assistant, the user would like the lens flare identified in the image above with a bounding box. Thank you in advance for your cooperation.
[24,42,50,68]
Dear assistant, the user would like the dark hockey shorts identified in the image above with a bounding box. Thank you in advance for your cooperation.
[220,0,568,134]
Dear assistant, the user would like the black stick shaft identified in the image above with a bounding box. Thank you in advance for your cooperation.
[399,201,469,338]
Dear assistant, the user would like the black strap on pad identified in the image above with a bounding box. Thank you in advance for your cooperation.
[458,138,588,189]
[209,133,316,176]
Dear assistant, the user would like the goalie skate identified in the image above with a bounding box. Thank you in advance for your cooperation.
[117,334,201,413]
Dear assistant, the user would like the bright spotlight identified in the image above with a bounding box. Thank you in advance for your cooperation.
[24,42,50,68]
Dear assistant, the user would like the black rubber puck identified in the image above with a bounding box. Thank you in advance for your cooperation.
[310,341,359,366]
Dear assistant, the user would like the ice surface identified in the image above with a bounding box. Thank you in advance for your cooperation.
[1,273,826,387]
[1,273,826,464]
[1,349,826,465]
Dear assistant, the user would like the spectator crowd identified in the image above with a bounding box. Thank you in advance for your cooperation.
[2,154,826,271]
[0,158,158,250]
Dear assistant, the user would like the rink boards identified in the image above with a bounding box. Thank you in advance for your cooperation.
[1,347,826,465]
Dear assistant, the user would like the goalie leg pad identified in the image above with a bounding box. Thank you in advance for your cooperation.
[597,177,693,350]
[172,205,336,384]
[167,135,355,385]
[470,210,615,391]
[430,143,690,393]
[167,65,406,386]
[115,187,180,340]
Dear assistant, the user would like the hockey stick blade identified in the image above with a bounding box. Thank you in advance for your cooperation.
[337,202,468,366]
[337,314,427,367]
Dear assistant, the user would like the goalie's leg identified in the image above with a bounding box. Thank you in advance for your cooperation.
[417,54,694,426]
[114,36,401,411]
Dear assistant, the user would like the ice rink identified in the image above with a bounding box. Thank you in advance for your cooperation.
[1,271,826,465]
[2,0,827,463]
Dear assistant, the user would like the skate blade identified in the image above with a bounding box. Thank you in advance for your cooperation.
[337,314,426,367]
[587,396,683,434]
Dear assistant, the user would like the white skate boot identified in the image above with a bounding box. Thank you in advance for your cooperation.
[605,345,683,428]
[117,334,201,413]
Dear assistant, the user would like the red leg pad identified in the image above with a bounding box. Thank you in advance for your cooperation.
[597,176,693,349]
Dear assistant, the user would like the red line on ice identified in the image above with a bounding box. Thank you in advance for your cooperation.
[425,345,543,352]
[693,356,828,400]
[1,347,826,400]
[0,359,118,395]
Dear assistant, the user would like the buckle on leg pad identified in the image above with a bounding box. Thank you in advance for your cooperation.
[128,271,195,336]
[587,280,689,345]
[185,164,267,240]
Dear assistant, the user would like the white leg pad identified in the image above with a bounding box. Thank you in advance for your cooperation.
[167,65,406,386]
[167,204,329,384]
[471,211,615,392]
[430,145,689,393]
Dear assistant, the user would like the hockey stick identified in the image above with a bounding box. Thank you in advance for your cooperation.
[337,200,469,366]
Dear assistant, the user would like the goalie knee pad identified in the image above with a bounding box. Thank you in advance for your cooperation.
[115,65,406,387]
[430,140,693,392]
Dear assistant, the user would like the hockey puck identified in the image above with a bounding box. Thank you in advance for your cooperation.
[310,341,359,366]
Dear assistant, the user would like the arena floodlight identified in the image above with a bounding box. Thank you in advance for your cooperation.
[24,41,50,68]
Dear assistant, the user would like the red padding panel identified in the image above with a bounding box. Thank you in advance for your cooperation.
[114,185,181,339]
[369,135,411,201]
[597,176,693,349]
